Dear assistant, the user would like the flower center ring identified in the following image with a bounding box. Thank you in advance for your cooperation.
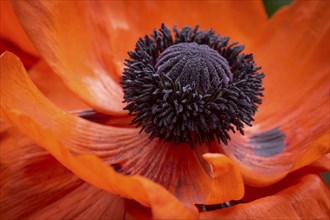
[121,24,264,146]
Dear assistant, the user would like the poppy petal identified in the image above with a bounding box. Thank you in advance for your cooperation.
[0,0,38,56]
[1,52,243,207]
[11,1,126,115]
[309,153,330,172]
[0,122,130,219]
[203,154,244,204]
[28,60,89,111]
[11,0,267,75]
[94,0,267,67]
[253,0,329,120]
[200,174,330,219]
[11,1,267,115]
[0,0,39,69]
[223,0,330,186]
[290,134,329,171]
[55,111,245,205]
[29,61,129,127]
[0,51,198,218]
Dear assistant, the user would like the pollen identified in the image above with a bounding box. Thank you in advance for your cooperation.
[121,24,264,146]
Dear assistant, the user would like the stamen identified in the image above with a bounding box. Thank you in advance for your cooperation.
[121,24,264,146]
[197,200,244,212]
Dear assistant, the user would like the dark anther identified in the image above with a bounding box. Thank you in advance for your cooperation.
[121,24,264,147]
[196,200,244,212]
[110,163,131,175]
[78,109,112,124]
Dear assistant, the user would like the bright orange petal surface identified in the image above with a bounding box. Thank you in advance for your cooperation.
[0,51,198,219]
[1,0,39,69]
[223,0,330,186]
[200,174,330,219]
[100,0,267,68]
[309,153,330,172]
[253,0,329,121]
[28,60,89,110]
[11,1,126,115]
[203,154,244,204]
[0,0,38,56]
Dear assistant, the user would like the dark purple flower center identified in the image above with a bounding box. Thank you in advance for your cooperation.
[121,24,264,147]
[155,42,232,94]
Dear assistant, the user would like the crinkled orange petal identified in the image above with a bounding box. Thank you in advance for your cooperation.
[309,153,330,172]
[0,122,130,219]
[203,154,244,204]
[0,0,38,56]
[253,0,329,122]
[200,174,330,219]
[100,0,267,68]
[29,60,131,125]
[222,0,330,187]
[68,128,243,205]
[28,60,89,111]
[11,1,267,115]
[242,164,330,203]
[1,0,39,69]
[11,1,126,115]
[290,134,330,171]
[0,52,198,219]
[1,52,244,208]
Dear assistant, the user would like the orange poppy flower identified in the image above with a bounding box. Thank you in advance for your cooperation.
[1,0,329,219]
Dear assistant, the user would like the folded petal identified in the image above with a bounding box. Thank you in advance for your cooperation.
[223,0,330,186]
[0,51,199,218]
[200,174,330,219]
[11,1,126,115]
[0,38,39,69]
[28,60,89,110]
[1,52,243,208]
[0,0,38,56]
[0,122,130,220]
[0,0,39,69]
[203,154,244,204]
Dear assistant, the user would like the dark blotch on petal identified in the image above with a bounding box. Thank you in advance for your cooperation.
[110,163,131,175]
[251,127,286,157]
